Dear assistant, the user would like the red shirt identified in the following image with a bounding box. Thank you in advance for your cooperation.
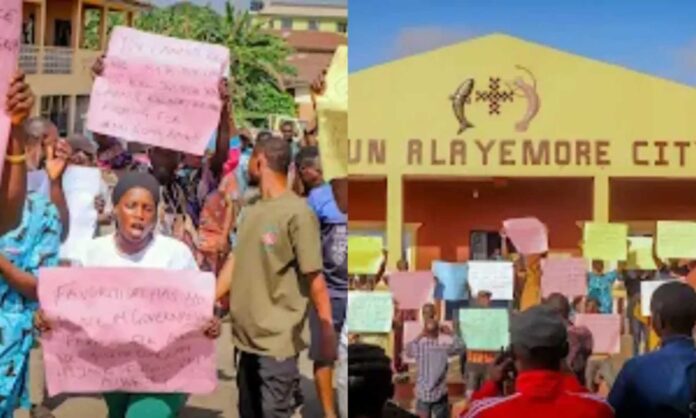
[462,371,613,418]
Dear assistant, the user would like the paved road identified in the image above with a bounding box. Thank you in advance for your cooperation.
[17,322,321,418]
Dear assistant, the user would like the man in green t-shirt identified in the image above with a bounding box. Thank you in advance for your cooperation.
[225,135,336,418]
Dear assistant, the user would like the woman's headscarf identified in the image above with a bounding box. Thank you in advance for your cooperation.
[112,172,161,206]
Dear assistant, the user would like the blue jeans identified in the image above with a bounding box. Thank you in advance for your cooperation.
[416,396,449,418]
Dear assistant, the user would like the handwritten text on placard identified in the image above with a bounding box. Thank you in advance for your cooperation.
[39,267,216,396]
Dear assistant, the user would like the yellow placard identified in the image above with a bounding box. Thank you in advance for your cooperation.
[627,237,657,270]
[316,46,347,181]
[656,221,696,260]
[583,223,628,261]
[348,236,384,274]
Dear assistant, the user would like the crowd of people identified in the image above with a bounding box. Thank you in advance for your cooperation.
[0,50,348,418]
[348,227,696,418]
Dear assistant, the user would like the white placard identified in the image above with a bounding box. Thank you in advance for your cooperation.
[640,280,679,316]
[467,261,514,300]
[60,166,103,261]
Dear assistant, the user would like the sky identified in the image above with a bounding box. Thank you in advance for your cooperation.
[349,0,696,86]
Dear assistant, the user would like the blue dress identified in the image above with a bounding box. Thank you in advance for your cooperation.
[587,270,618,314]
[0,194,61,416]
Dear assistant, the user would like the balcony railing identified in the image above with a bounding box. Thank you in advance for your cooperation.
[43,46,74,74]
[19,45,95,77]
[19,44,39,74]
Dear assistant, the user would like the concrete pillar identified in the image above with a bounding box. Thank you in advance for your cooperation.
[593,175,610,222]
[386,174,403,269]
[72,0,83,49]
[99,6,108,50]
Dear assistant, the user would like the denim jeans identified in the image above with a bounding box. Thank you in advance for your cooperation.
[416,395,449,418]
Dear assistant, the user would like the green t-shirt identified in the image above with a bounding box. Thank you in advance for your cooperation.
[229,192,322,357]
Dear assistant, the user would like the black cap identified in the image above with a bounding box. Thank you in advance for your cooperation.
[510,305,567,350]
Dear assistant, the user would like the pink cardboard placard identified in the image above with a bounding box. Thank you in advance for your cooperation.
[541,257,588,298]
[0,0,21,182]
[503,217,548,255]
[38,267,217,396]
[87,27,229,155]
[388,271,435,310]
[574,313,621,354]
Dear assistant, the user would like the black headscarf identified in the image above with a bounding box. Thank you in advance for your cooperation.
[112,172,161,206]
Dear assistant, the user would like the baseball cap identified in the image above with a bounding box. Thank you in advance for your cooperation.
[510,304,567,350]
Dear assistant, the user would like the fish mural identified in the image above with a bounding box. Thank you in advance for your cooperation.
[449,79,475,134]
[507,65,540,132]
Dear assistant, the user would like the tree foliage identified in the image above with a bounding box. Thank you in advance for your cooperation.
[84,1,297,125]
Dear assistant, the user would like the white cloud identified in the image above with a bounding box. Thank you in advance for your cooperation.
[392,26,477,59]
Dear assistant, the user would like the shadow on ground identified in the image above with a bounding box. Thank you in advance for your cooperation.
[181,405,226,417]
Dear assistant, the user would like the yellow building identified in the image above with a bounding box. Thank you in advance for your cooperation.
[348,34,696,270]
[20,0,148,136]
[251,0,347,34]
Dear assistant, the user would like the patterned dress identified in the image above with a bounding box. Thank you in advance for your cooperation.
[587,270,618,314]
[0,194,61,416]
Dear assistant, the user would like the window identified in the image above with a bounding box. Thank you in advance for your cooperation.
[74,95,90,134]
[308,19,319,31]
[337,22,347,33]
[40,95,71,136]
[54,20,72,47]
[281,18,292,30]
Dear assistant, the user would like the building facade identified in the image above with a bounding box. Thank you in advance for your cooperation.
[20,0,148,136]
[251,0,347,34]
[348,34,696,270]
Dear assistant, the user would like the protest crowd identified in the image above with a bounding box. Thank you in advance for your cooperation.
[0,18,349,418]
[347,218,696,418]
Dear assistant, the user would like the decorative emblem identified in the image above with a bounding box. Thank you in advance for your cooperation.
[450,65,540,133]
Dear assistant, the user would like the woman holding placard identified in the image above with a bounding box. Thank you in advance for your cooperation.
[36,172,220,418]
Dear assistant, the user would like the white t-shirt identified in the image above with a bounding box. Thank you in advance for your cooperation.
[76,234,198,270]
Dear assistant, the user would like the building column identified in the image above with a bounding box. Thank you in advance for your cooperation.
[72,0,83,49]
[99,6,108,50]
[38,1,46,47]
[386,174,403,270]
[593,175,610,222]
[67,95,77,135]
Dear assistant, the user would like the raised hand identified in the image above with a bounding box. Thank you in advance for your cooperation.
[6,71,34,126]
[45,139,71,182]
[91,55,105,78]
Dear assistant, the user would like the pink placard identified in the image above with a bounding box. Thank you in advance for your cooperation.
[87,27,230,156]
[402,320,453,364]
[38,267,217,396]
[574,314,621,354]
[541,257,588,298]
[0,0,21,182]
[503,217,548,255]
[388,271,435,310]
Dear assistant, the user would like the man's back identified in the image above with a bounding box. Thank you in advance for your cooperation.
[464,371,614,418]
[230,191,322,358]
[608,336,696,418]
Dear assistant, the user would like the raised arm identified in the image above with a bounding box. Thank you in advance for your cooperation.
[0,72,33,235]
[43,140,71,242]
[209,78,233,179]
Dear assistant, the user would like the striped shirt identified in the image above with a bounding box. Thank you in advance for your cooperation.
[406,334,465,402]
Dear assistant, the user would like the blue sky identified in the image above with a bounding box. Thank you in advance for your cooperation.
[349,0,696,86]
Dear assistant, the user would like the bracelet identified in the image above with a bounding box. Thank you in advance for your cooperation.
[4,153,26,164]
